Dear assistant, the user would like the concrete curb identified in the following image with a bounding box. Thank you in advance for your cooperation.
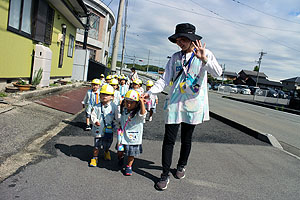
[223,96,300,116]
[0,105,15,114]
[12,82,84,100]
[209,111,283,149]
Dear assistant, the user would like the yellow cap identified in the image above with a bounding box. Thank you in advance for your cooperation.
[91,79,101,85]
[120,75,126,80]
[106,75,112,80]
[125,90,139,101]
[146,80,154,86]
[100,84,115,95]
[109,78,119,85]
[100,74,105,77]
[133,79,142,85]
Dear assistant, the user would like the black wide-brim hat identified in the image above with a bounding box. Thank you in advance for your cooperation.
[168,23,202,43]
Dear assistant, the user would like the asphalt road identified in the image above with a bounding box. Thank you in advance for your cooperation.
[1,93,300,199]
[209,92,300,156]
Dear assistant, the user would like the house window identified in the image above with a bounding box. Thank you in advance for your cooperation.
[8,0,33,37]
[32,0,54,45]
[67,34,75,58]
[7,0,55,44]
[89,14,100,40]
[58,24,67,68]
[89,49,96,60]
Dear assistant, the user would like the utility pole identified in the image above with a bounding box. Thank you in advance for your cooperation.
[221,64,225,85]
[120,0,128,75]
[146,50,150,73]
[111,0,125,74]
[255,50,267,87]
[83,11,90,49]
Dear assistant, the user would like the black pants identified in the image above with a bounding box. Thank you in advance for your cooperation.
[162,123,196,176]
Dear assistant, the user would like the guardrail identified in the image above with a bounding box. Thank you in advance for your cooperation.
[254,89,290,106]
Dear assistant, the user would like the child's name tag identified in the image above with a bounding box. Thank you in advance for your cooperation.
[127,131,138,142]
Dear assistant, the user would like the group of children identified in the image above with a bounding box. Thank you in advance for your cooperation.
[81,74,158,176]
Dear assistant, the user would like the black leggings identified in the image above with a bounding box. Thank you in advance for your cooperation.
[162,123,196,176]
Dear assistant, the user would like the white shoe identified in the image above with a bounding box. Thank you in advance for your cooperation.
[149,116,152,122]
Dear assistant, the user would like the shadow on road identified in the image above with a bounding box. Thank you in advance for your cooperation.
[62,120,86,129]
[55,143,161,183]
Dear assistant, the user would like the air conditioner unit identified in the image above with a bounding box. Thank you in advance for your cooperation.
[32,44,52,87]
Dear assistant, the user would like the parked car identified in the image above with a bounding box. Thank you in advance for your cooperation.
[266,88,278,98]
[208,83,212,90]
[236,85,251,95]
[249,86,260,95]
[212,83,220,90]
[241,88,251,95]
[228,84,238,93]
[275,89,288,99]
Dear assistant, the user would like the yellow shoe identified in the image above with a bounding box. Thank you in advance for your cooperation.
[104,151,111,161]
[90,158,98,167]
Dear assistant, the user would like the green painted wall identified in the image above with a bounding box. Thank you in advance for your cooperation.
[0,1,35,78]
[0,1,77,79]
[49,10,76,77]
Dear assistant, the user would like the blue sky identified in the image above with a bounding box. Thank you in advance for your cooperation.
[102,0,300,81]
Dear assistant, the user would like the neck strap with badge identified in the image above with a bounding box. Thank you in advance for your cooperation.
[101,103,113,138]
[172,50,195,84]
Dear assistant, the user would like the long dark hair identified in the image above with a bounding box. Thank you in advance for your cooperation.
[120,99,141,118]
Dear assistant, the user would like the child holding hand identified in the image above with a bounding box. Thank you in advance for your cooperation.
[117,90,146,176]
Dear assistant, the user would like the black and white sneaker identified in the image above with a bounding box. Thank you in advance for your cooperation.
[175,165,185,179]
[85,125,91,131]
[155,174,170,191]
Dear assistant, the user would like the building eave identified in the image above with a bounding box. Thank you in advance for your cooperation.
[48,0,86,29]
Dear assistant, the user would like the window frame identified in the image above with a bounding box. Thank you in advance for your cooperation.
[67,34,75,58]
[7,0,33,39]
[58,24,67,68]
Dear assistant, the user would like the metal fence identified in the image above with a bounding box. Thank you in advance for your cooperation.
[254,89,290,106]
[217,85,231,95]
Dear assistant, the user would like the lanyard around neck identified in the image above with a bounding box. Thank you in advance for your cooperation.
[90,90,98,105]
[122,116,131,132]
[121,109,133,132]
[100,103,108,127]
[184,51,195,73]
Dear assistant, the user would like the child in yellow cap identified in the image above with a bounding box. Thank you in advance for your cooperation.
[82,79,101,131]
[117,90,146,176]
[89,84,119,167]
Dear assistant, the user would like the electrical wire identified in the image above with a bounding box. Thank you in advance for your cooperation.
[190,0,300,53]
[231,0,300,25]
[107,0,114,7]
[143,0,300,33]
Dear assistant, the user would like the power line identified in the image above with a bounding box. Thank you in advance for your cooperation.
[143,0,300,33]
[190,0,300,53]
[107,0,114,7]
[231,0,300,25]
[255,50,267,87]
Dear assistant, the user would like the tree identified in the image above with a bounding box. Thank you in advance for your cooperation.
[253,65,259,72]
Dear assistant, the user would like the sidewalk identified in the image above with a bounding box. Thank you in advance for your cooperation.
[0,83,88,166]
